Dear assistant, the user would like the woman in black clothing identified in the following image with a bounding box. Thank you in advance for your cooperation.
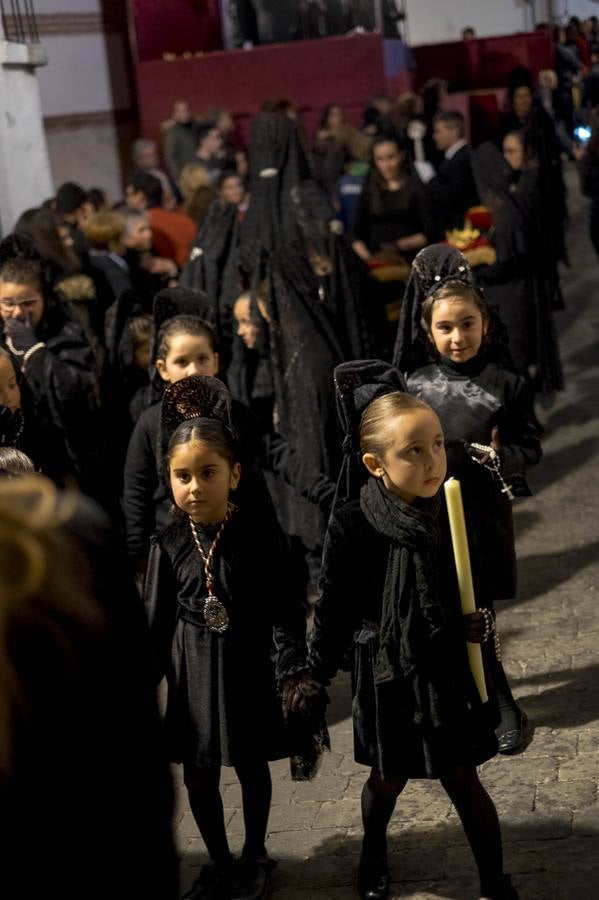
[351,135,430,263]
[472,140,564,397]
[0,235,101,495]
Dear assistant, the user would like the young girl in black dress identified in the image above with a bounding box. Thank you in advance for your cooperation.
[144,388,309,900]
[396,246,542,754]
[305,360,518,900]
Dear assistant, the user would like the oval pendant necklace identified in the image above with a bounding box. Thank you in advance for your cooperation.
[189,504,235,633]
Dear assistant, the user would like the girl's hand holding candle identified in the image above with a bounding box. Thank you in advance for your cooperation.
[443,477,489,704]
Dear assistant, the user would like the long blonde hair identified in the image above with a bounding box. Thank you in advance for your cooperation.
[0,476,103,772]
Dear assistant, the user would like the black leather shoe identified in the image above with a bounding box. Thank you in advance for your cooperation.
[231,856,274,900]
[357,856,390,900]
[497,710,529,755]
[182,859,234,900]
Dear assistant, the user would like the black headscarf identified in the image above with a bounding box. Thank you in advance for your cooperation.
[333,358,407,504]
[178,199,238,352]
[238,112,312,281]
[138,286,213,411]
[287,180,379,359]
[392,242,514,376]
[392,244,476,373]
[264,248,344,550]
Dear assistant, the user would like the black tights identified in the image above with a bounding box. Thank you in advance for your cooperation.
[361,766,503,895]
[184,760,272,864]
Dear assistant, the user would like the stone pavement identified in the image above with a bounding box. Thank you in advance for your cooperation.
[176,169,599,899]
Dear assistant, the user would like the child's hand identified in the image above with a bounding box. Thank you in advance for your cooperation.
[280,673,322,719]
[463,611,486,643]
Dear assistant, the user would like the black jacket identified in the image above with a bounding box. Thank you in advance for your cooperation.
[423,145,479,238]
[407,356,542,601]
[9,303,102,494]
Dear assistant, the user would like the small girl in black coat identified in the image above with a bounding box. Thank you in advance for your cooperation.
[144,401,308,900]
[124,313,335,571]
[396,247,542,754]
[305,362,518,900]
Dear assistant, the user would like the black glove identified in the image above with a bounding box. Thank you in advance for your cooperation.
[280,673,323,719]
[4,317,38,353]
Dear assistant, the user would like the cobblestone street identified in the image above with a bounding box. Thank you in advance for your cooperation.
[176,170,599,899]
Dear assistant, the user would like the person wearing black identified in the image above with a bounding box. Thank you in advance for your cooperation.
[394,245,542,757]
[0,476,177,900]
[499,70,568,277]
[414,110,479,239]
[351,135,430,263]
[472,140,564,398]
[303,360,518,900]
[144,378,313,900]
[54,181,93,260]
[0,235,102,497]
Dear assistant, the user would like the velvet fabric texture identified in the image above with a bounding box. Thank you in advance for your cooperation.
[360,477,444,688]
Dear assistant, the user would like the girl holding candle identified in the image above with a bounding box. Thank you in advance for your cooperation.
[395,245,542,755]
[304,360,518,900]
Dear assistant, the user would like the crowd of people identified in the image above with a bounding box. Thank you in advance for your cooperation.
[0,21,593,900]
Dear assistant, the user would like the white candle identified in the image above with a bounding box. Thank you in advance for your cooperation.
[443,477,488,704]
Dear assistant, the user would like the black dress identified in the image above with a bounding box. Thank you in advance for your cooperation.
[352,176,431,256]
[407,355,542,602]
[144,508,307,767]
[309,497,498,780]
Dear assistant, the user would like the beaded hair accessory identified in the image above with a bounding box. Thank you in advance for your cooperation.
[158,375,235,472]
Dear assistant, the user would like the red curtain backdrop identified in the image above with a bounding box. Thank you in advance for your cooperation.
[413,32,554,91]
[129,0,223,62]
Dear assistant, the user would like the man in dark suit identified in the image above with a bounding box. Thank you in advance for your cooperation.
[415,110,479,239]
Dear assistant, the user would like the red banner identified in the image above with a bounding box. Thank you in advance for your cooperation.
[129,0,223,63]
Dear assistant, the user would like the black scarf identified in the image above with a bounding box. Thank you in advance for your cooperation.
[360,477,447,690]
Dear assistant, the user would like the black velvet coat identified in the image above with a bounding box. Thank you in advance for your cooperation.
[144,508,308,767]
[407,356,542,601]
[309,498,498,780]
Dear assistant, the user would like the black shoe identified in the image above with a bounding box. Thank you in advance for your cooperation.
[497,710,529,755]
[480,873,520,899]
[182,859,234,900]
[230,856,274,900]
[357,855,390,900]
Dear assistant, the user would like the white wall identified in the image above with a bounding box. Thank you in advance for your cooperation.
[39,32,131,117]
[553,0,599,20]
[405,0,533,46]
